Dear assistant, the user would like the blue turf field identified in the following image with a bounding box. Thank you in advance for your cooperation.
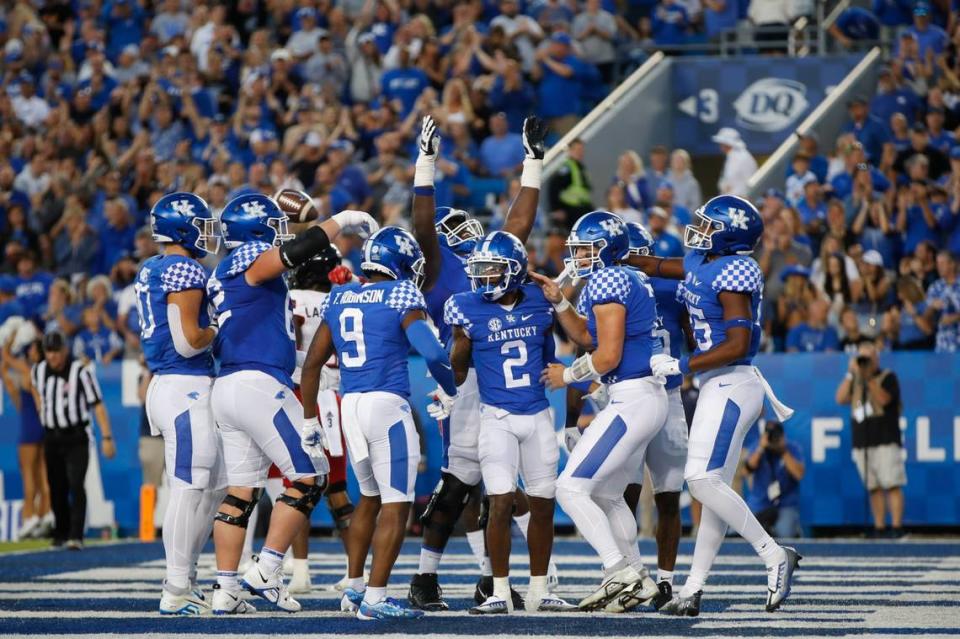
[1,538,958,638]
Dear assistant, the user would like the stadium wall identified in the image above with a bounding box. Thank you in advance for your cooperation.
[1,352,957,538]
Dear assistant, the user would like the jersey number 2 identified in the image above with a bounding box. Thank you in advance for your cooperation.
[339,308,366,367]
[501,340,530,388]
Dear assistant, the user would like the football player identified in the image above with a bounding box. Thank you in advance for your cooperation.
[300,227,457,620]
[138,192,225,615]
[206,193,376,614]
[627,194,800,615]
[529,211,664,611]
[442,231,575,614]
[408,115,553,610]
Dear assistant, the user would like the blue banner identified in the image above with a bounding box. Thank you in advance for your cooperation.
[671,56,861,155]
[1,352,957,536]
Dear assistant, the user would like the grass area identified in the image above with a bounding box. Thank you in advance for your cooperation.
[0,539,52,553]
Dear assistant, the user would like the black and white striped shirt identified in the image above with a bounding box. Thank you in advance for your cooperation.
[30,359,103,431]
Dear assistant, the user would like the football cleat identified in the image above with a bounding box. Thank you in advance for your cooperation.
[341,587,364,612]
[470,595,510,615]
[651,581,674,610]
[528,593,578,612]
[240,558,301,612]
[766,546,801,612]
[19,516,39,539]
[475,575,524,610]
[159,582,211,616]
[408,573,448,611]
[604,575,659,612]
[211,583,257,615]
[578,565,643,611]
[357,597,425,621]
[659,590,701,617]
[288,571,312,594]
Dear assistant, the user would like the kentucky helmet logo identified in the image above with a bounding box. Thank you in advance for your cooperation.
[171,199,195,215]
[728,208,749,230]
[395,234,415,256]
[240,201,267,216]
[598,218,624,236]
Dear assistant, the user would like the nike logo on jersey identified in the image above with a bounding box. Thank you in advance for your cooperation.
[521,314,534,321]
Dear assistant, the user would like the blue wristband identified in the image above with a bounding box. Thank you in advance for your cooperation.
[679,355,691,375]
[413,186,435,196]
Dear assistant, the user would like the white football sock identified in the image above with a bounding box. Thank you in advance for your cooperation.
[658,569,674,586]
[362,586,386,606]
[417,547,442,574]
[163,485,203,590]
[556,486,623,570]
[466,529,486,570]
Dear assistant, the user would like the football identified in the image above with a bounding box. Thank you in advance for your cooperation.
[274,188,319,223]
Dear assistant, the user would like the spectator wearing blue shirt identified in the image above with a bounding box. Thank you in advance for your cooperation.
[830,7,880,48]
[97,199,137,276]
[870,68,920,126]
[646,206,684,257]
[327,141,372,212]
[241,128,279,169]
[532,32,589,135]
[73,307,123,364]
[0,276,25,325]
[872,0,913,26]
[14,253,53,322]
[885,277,935,350]
[652,0,690,47]
[786,299,841,352]
[487,61,536,133]
[889,112,911,152]
[844,95,891,164]
[900,180,943,256]
[894,124,950,181]
[478,113,525,177]
[904,2,948,59]
[797,179,828,227]
[798,133,829,183]
[380,49,428,118]
[653,179,691,227]
[743,422,805,538]
[922,251,960,353]
[39,279,85,338]
[101,0,146,61]
[925,108,956,156]
[703,0,738,40]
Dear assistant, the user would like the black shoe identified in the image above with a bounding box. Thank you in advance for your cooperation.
[408,573,449,611]
[651,581,673,610]
[51,538,66,548]
[474,576,524,610]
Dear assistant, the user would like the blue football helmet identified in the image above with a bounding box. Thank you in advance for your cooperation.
[467,231,528,301]
[566,210,629,277]
[435,206,484,255]
[626,222,655,257]
[684,194,763,256]
[219,193,294,250]
[150,192,219,256]
[360,226,424,283]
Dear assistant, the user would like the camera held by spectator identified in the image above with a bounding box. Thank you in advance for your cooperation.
[744,421,805,538]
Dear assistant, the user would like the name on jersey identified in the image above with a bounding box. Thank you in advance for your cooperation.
[678,283,701,306]
[487,325,539,343]
[333,289,385,304]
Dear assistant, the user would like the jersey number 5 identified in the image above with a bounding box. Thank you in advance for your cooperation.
[339,308,367,367]
[501,339,530,388]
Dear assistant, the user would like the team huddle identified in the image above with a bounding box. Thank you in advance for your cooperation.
[139,114,801,621]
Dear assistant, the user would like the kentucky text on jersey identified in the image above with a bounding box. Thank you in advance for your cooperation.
[487,325,540,342]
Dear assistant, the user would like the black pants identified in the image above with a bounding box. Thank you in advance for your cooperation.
[43,428,90,542]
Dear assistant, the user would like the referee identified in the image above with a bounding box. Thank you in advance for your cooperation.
[30,331,115,549]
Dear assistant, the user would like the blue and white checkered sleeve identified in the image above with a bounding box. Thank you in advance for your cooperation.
[587,268,632,306]
[443,296,467,327]
[386,279,427,315]
[225,242,272,278]
[317,294,331,322]
[712,258,763,294]
[160,260,208,293]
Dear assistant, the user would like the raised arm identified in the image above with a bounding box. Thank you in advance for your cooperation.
[411,116,443,291]
[402,309,456,397]
[528,271,592,347]
[500,116,546,244]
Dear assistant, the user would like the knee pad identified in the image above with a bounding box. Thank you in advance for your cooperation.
[325,482,354,530]
[214,489,262,529]
[277,479,325,517]
[419,472,475,536]
[686,476,718,502]
[524,482,556,501]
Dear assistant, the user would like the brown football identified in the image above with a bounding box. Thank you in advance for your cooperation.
[274,189,319,222]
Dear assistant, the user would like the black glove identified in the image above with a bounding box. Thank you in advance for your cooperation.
[522,116,546,160]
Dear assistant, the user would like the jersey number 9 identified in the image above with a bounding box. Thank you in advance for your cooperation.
[339,308,367,367]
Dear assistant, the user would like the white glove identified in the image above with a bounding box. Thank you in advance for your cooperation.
[650,353,681,382]
[331,209,379,238]
[426,386,457,421]
[300,416,327,459]
[587,382,609,410]
[564,426,581,453]
[419,115,440,157]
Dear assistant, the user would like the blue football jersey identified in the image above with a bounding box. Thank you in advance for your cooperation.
[652,277,685,390]
[576,267,661,384]
[677,252,763,365]
[321,278,427,397]
[208,241,296,387]
[423,247,471,347]
[136,254,214,376]
[445,283,555,415]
